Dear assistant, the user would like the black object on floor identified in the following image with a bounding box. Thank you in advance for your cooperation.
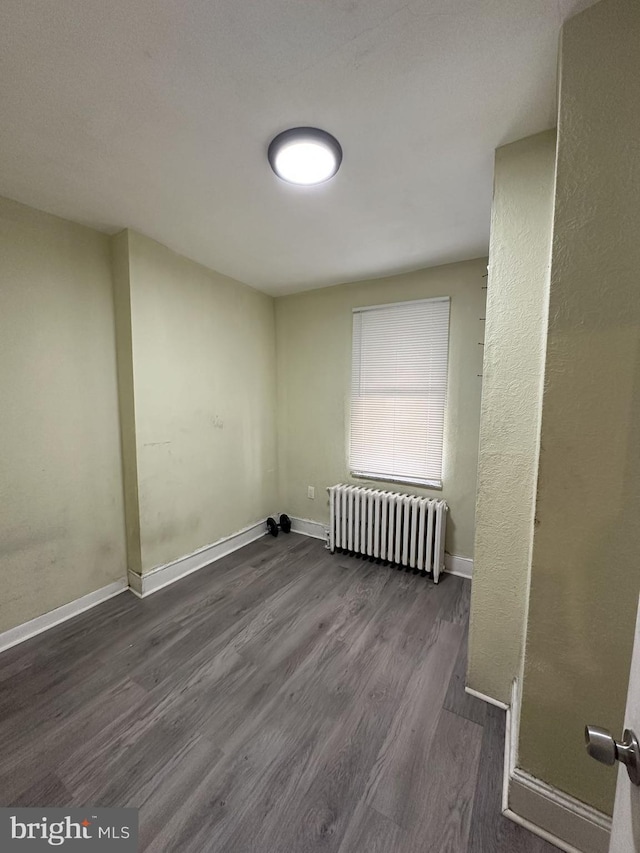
[266,513,292,537]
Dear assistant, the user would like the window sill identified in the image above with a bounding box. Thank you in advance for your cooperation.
[350,471,443,491]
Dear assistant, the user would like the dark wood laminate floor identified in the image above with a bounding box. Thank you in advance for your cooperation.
[0,534,555,852]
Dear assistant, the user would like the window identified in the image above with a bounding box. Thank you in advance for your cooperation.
[349,297,450,488]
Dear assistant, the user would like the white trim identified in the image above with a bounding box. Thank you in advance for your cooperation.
[508,677,520,778]
[288,516,329,544]
[503,679,611,853]
[350,471,443,490]
[129,519,268,598]
[464,686,509,710]
[353,295,450,313]
[471,677,611,852]
[503,808,590,853]
[444,553,473,579]
[507,772,611,853]
[290,519,472,573]
[504,704,513,811]
[503,678,520,812]
[0,579,128,654]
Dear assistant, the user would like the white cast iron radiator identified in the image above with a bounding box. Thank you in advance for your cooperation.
[327,484,447,583]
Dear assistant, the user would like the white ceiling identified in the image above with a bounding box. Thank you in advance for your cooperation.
[0,0,596,296]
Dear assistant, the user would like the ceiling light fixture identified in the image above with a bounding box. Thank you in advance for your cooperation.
[268,127,342,186]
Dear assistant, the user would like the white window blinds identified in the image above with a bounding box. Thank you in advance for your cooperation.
[350,297,450,488]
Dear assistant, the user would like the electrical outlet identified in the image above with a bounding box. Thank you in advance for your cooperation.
[307,485,315,500]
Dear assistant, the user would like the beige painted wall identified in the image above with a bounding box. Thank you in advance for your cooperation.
[118,230,278,574]
[111,231,142,576]
[275,260,486,559]
[518,0,640,815]
[0,196,126,633]
[467,130,557,705]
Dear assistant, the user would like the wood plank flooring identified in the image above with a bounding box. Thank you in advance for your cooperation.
[0,533,556,852]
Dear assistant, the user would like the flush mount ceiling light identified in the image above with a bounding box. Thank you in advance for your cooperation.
[268,127,342,186]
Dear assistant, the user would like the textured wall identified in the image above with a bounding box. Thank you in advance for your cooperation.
[0,196,126,633]
[119,230,278,574]
[467,131,557,705]
[518,0,640,814]
[275,260,486,559]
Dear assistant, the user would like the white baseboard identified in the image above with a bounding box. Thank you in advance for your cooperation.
[129,519,268,598]
[464,685,509,710]
[503,679,611,853]
[503,678,521,813]
[445,553,473,579]
[503,806,593,853]
[0,579,128,654]
[507,771,611,853]
[465,678,610,852]
[289,521,474,576]
[288,516,329,544]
